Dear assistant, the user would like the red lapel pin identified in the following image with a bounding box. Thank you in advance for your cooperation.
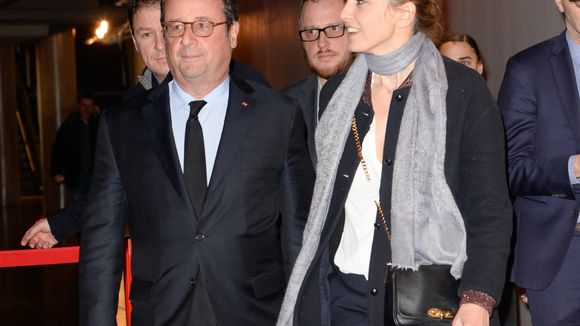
[242,100,248,108]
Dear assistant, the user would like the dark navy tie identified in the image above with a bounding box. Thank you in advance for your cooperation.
[184,100,207,217]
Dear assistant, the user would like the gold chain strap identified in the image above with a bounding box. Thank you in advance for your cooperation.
[351,117,392,241]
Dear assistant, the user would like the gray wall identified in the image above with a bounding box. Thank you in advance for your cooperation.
[446,0,565,97]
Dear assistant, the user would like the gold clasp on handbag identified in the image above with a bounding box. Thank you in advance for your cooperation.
[427,307,455,319]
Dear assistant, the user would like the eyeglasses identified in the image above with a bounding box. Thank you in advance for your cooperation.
[163,20,228,38]
[298,24,345,42]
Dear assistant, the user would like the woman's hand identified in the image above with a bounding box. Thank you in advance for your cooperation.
[452,303,490,326]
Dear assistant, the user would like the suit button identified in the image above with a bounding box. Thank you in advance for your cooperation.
[374,222,380,229]
[195,233,205,241]
[572,209,578,217]
[370,288,378,296]
[384,159,392,166]
[395,94,403,102]
[190,278,197,286]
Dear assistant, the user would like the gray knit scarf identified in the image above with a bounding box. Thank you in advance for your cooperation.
[277,32,467,326]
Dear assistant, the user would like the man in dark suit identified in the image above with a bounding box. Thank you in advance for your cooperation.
[283,0,353,164]
[498,0,580,324]
[78,0,314,325]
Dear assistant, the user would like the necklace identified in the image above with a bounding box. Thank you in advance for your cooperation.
[350,117,391,241]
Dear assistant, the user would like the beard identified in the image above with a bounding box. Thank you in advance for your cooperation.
[307,51,355,80]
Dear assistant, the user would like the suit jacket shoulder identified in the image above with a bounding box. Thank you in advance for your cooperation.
[282,75,317,96]
[509,32,565,65]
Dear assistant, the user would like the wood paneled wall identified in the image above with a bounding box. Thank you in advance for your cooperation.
[236,0,310,90]
[0,46,20,206]
[36,29,77,213]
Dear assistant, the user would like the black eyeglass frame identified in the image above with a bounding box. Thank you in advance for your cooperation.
[298,23,346,42]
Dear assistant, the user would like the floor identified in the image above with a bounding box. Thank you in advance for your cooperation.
[0,198,127,326]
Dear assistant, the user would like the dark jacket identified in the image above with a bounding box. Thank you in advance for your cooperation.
[498,31,580,290]
[292,58,513,326]
[49,111,98,188]
[283,74,319,164]
[47,61,271,242]
[79,76,314,326]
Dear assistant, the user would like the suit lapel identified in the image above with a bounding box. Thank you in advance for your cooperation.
[141,82,192,209]
[300,75,319,162]
[206,78,256,195]
[551,32,580,147]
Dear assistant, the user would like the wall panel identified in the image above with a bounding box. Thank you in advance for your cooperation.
[237,0,309,90]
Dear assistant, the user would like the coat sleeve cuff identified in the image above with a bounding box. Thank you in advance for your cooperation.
[459,290,495,316]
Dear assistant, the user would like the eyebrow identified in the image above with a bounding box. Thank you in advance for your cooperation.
[166,16,210,21]
[300,22,343,29]
[458,56,471,61]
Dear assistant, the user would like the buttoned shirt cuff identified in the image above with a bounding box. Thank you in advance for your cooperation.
[459,290,495,317]
[568,156,580,186]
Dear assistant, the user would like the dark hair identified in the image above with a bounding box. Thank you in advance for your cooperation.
[160,0,239,30]
[391,0,444,44]
[77,91,95,103]
[439,33,487,79]
[297,0,319,28]
[127,0,161,35]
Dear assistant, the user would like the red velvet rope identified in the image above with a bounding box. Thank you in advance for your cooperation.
[0,246,80,268]
[0,241,132,326]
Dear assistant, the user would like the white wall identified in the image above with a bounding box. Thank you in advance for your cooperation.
[446,0,565,97]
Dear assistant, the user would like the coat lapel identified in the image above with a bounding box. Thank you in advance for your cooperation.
[141,81,192,209]
[299,75,319,163]
[206,77,256,195]
[551,32,580,147]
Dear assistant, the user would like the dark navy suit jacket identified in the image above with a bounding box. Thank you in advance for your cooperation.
[283,74,319,165]
[498,31,580,290]
[78,76,314,326]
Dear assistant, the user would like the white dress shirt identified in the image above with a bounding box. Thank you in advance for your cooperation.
[169,77,230,185]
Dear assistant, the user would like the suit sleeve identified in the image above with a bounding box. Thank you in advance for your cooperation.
[498,57,573,199]
[50,121,69,177]
[46,197,86,241]
[280,105,315,277]
[457,80,513,303]
[79,113,128,326]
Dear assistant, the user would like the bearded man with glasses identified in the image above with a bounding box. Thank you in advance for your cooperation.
[78,0,315,325]
[283,0,354,164]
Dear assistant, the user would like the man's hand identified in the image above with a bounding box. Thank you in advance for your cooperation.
[53,174,65,184]
[452,303,490,326]
[20,218,59,249]
[573,155,580,178]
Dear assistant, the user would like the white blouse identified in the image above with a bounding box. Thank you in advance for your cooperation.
[334,118,383,279]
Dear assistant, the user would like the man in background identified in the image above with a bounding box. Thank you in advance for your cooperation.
[498,0,580,324]
[283,0,353,164]
[50,93,99,202]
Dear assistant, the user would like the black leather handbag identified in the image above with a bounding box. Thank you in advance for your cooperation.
[390,265,460,325]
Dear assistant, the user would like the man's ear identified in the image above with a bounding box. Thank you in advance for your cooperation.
[229,21,240,49]
[554,0,565,14]
[131,33,139,52]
